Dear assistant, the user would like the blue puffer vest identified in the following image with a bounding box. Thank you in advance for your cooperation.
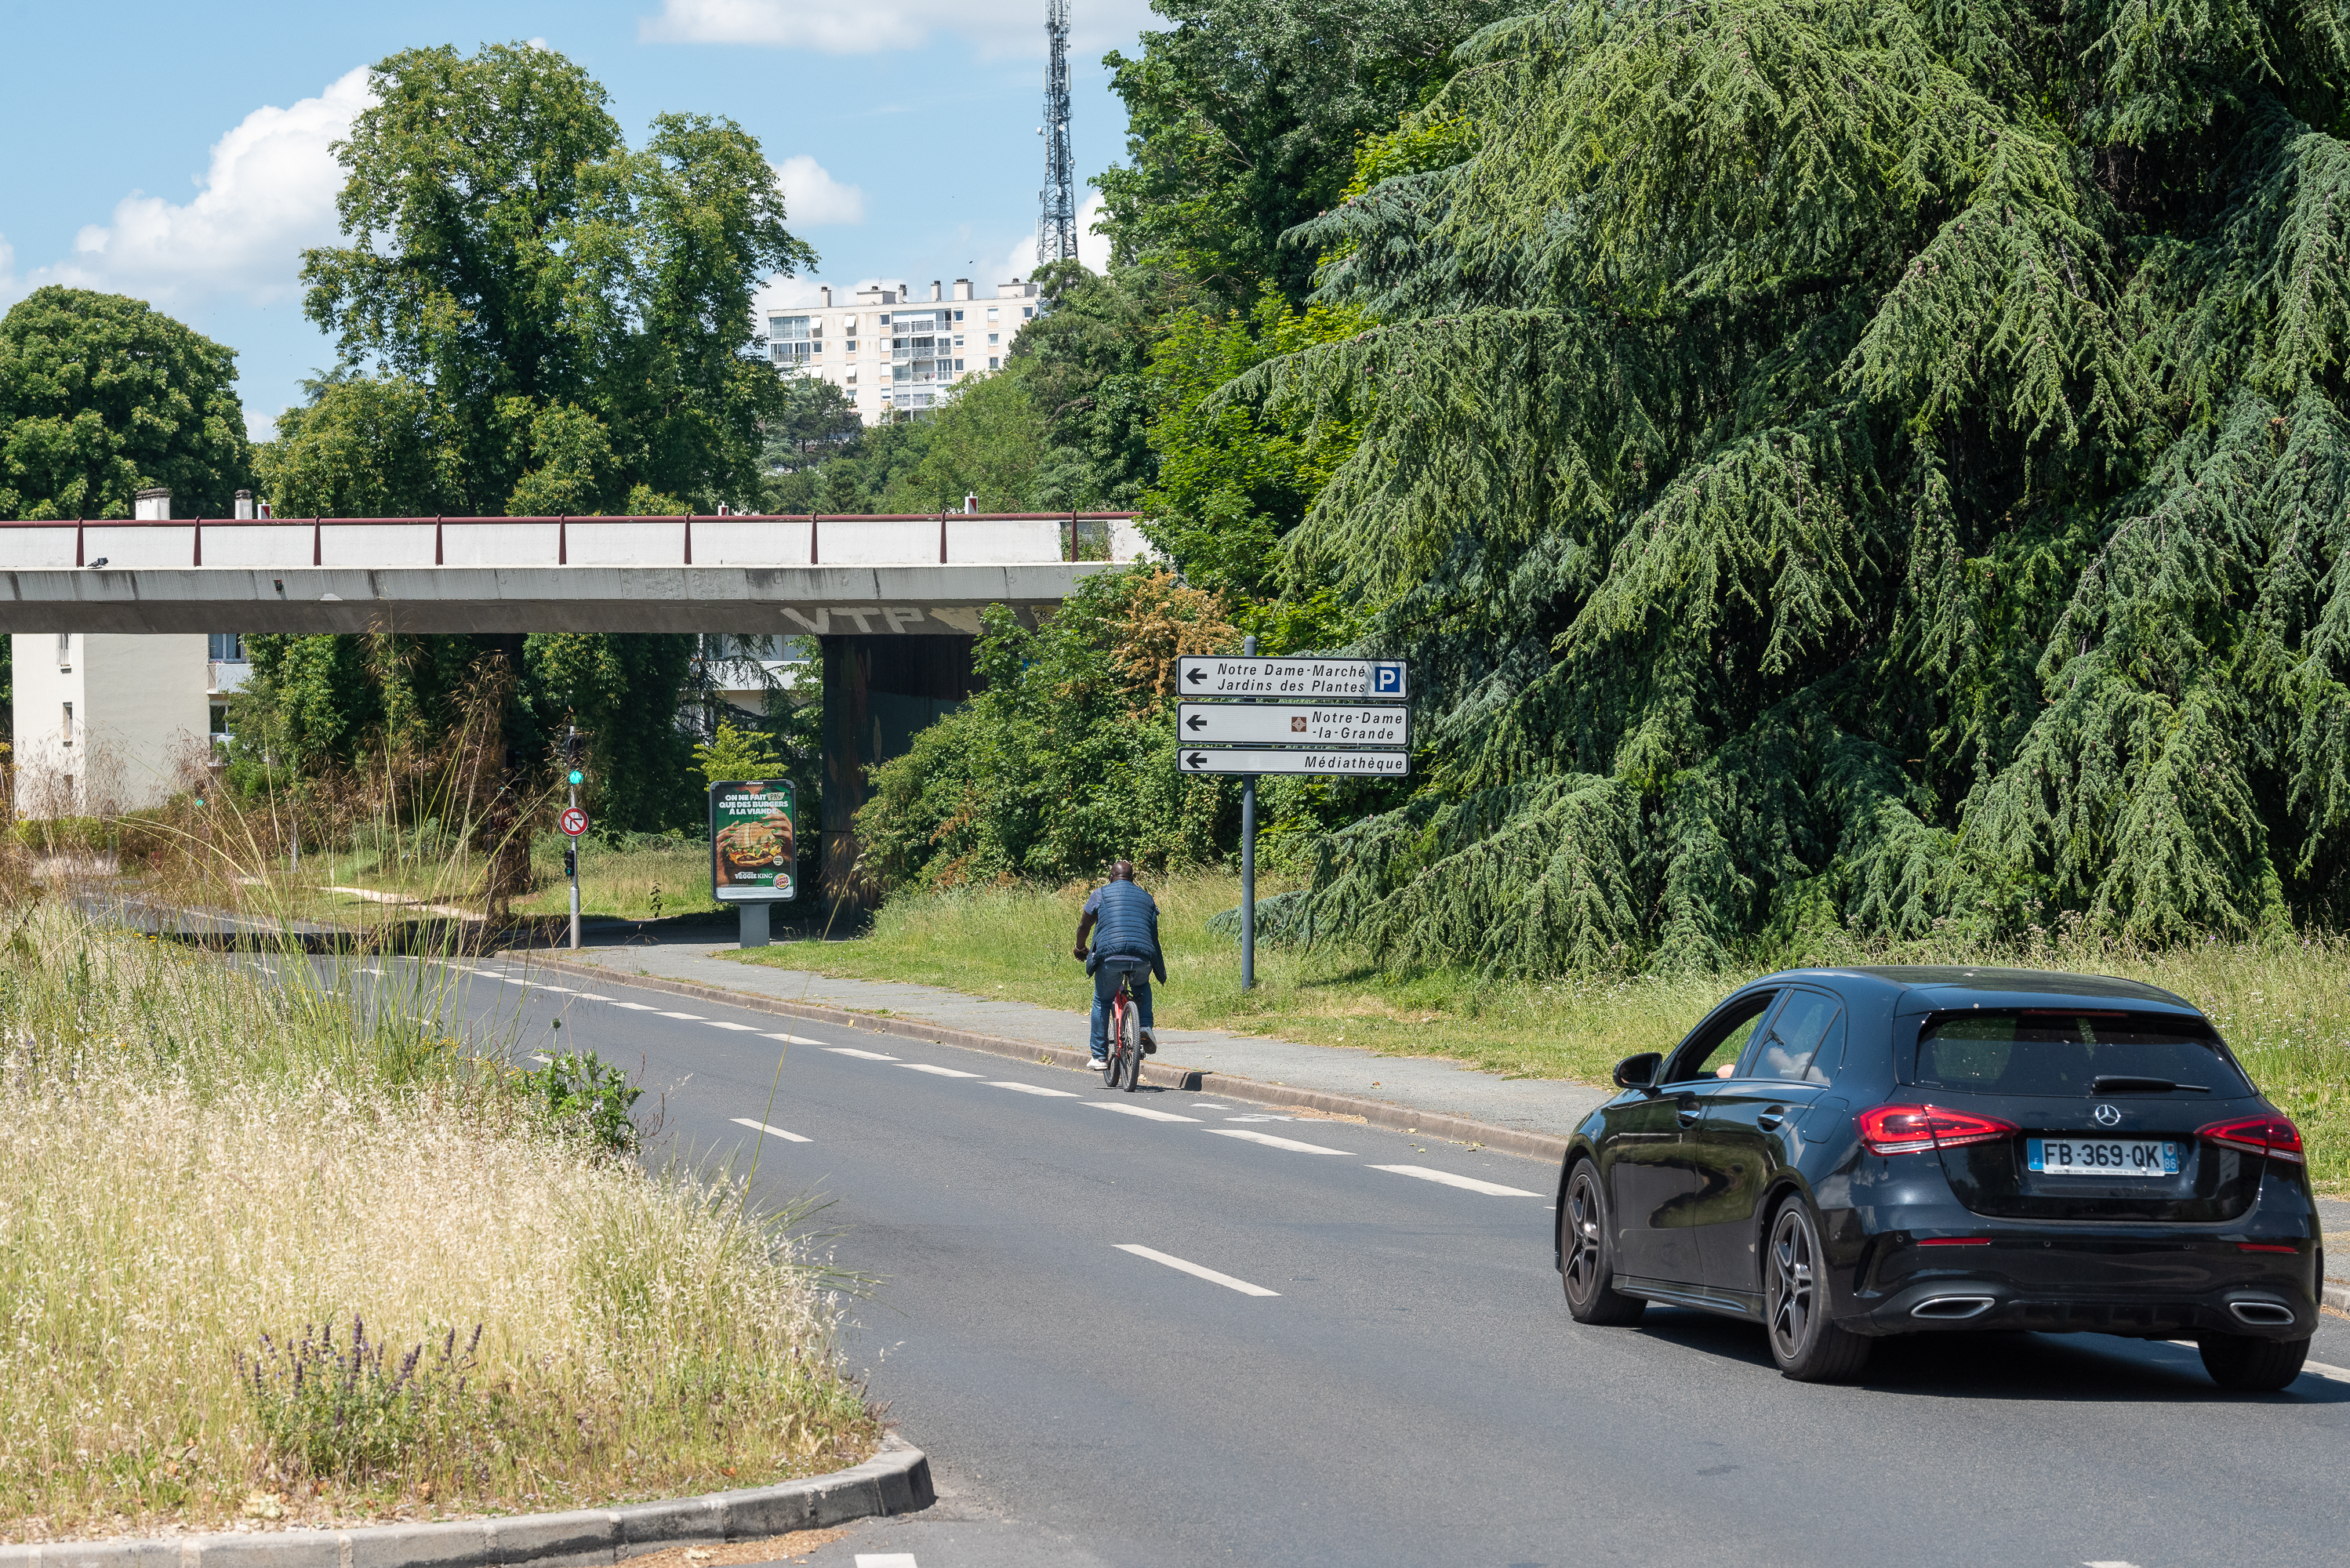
[1086,880,1162,977]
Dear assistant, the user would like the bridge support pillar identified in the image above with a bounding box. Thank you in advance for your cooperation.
[819,633,978,925]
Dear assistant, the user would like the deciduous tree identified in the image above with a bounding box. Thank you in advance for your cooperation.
[0,288,251,519]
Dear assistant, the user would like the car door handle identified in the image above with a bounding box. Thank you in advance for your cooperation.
[1757,1108,1786,1131]
[1676,1098,1702,1130]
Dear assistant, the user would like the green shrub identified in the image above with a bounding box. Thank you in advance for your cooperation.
[518,1051,643,1155]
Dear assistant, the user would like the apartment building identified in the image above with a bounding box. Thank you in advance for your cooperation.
[767,277,1041,423]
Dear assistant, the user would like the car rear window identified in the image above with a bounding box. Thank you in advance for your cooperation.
[1913,1010,2250,1098]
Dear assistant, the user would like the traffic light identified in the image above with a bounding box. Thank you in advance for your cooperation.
[563,845,577,877]
[564,727,585,787]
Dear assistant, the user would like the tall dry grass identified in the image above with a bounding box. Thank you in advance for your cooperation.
[0,906,871,1541]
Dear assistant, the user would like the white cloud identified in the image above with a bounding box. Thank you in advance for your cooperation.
[641,0,1153,57]
[773,156,865,227]
[0,233,18,305]
[997,189,1113,285]
[34,67,372,307]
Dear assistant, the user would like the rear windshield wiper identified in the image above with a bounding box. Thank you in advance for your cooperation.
[2092,1075,2210,1094]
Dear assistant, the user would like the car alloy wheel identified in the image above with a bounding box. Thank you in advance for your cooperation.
[1763,1198,1870,1382]
[1560,1163,1644,1326]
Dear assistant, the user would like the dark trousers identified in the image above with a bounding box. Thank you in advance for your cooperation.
[1090,960,1155,1054]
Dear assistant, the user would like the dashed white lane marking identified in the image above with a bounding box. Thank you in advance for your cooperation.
[609,1001,659,1011]
[572,993,615,1001]
[656,1011,706,1021]
[765,1033,829,1045]
[1370,1164,1542,1196]
[826,1047,898,1060]
[1088,1102,1200,1123]
[1115,1244,1280,1298]
[532,984,575,993]
[989,1080,1081,1098]
[703,1020,760,1031]
[899,1062,983,1078]
[731,1118,812,1143]
[1209,1128,1351,1156]
[855,1555,920,1567]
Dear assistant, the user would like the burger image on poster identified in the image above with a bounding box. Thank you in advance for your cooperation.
[710,781,796,900]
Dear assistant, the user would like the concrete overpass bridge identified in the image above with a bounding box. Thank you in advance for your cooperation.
[1,510,1143,907]
[0,510,1135,634]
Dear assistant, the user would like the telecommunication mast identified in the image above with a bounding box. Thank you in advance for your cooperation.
[1037,0,1077,267]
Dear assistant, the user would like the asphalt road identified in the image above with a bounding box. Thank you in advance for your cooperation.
[346,955,2350,1567]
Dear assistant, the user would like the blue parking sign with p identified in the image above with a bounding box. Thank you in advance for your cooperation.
[1373,662,1404,695]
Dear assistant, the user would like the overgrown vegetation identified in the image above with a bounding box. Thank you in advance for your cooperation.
[0,893,872,1539]
[852,0,2350,980]
[854,568,1238,887]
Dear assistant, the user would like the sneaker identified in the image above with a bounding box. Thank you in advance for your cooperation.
[1088,1055,1110,1071]
[1140,1029,1157,1055]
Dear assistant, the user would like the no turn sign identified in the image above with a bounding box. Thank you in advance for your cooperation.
[559,806,590,837]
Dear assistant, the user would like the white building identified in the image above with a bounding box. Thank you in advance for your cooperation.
[10,626,209,814]
[768,277,1041,423]
[9,488,213,814]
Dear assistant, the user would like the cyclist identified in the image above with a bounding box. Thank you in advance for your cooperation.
[1073,859,1164,1071]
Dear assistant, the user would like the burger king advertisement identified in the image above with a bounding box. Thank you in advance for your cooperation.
[708,779,797,902]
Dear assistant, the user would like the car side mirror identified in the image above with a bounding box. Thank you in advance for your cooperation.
[1614,1052,1662,1091]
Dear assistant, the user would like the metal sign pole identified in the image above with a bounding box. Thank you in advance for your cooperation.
[1240,635,1257,992]
[567,726,581,950]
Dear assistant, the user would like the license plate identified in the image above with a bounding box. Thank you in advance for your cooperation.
[2028,1138,2180,1177]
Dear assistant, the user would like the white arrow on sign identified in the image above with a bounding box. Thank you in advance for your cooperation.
[1180,749,1409,778]
[1177,702,1411,748]
[1176,655,1407,701]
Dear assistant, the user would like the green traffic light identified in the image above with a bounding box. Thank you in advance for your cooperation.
[567,769,583,786]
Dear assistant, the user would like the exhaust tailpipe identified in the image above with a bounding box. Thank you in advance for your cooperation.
[2228,1300,2295,1327]
[1911,1296,1996,1320]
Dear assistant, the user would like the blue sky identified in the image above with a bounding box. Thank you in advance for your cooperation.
[0,0,1146,438]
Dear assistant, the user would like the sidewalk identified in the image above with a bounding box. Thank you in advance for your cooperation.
[510,926,1614,1160]
[507,927,2347,1303]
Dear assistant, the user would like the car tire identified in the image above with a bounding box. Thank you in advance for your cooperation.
[1763,1197,1872,1383]
[1560,1161,1646,1326]
[2198,1333,2309,1392]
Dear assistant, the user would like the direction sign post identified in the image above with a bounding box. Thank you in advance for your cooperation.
[1179,648,1411,991]
[1181,749,1409,776]
[1177,655,1407,701]
[1237,641,1258,991]
[1177,702,1409,749]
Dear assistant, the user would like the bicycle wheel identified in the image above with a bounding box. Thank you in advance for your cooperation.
[1118,991,1142,1092]
[1102,993,1124,1088]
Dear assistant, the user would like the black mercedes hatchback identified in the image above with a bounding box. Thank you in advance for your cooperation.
[1554,967,2323,1388]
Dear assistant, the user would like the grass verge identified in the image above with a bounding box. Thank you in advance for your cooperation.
[0,905,872,1541]
[728,871,2350,1189]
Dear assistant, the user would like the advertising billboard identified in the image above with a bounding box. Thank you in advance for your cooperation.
[708,779,797,902]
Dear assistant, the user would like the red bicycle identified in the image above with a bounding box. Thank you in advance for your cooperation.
[1096,958,1146,1093]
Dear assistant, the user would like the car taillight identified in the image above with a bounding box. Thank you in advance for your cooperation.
[2196,1113,2305,1165]
[1856,1105,2020,1156]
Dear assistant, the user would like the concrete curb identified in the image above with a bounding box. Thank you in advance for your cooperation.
[3,1434,933,1568]
[507,949,1575,1167]
[2325,1279,2348,1316]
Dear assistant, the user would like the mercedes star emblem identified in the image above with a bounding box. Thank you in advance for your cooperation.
[2094,1103,2123,1127]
